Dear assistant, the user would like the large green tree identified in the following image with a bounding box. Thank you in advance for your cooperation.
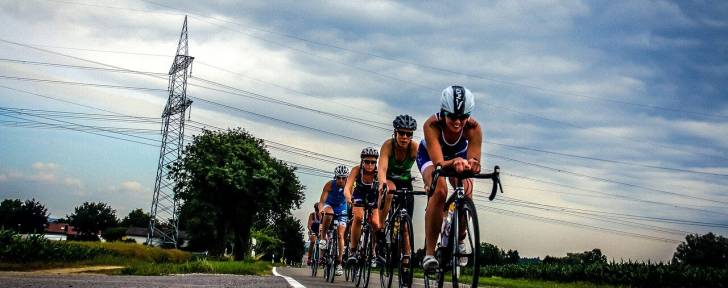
[120,208,151,228]
[67,202,118,239]
[0,199,49,233]
[275,214,305,264]
[673,232,728,267]
[170,128,304,260]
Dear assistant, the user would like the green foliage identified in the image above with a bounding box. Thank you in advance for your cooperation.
[101,227,128,242]
[0,198,49,233]
[479,242,520,265]
[73,241,190,263]
[481,262,728,287]
[673,232,728,268]
[544,248,606,265]
[251,227,282,260]
[0,229,107,262]
[171,128,304,260]
[120,209,151,228]
[274,214,305,264]
[67,202,118,238]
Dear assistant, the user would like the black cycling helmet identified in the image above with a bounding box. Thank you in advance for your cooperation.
[393,114,417,131]
[313,202,319,211]
[360,147,379,159]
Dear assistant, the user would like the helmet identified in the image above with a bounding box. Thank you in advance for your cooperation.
[334,165,349,177]
[393,114,417,131]
[440,85,475,116]
[360,147,379,159]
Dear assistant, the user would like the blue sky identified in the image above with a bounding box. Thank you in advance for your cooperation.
[1,0,727,261]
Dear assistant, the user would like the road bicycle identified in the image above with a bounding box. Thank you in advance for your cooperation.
[424,165,503,288]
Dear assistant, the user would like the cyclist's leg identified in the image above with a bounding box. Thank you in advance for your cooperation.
[337,219,346,263]
[424,165,449,257]
[458,178,474,241]
[378,180,396,227]
[321,205,334,245]
[349,206,364,256]
[308,232,315,263]
[402,193,415,262]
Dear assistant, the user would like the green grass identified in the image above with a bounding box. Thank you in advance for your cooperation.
[120,260,273,276]
[411,269,621,288]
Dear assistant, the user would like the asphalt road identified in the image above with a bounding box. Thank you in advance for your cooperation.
[0,272,289,288]
[276,266,434,288]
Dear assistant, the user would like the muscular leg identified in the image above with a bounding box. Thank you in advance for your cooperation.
[378,180,396,227]
[349,207,364,254]
[320,206,334,244]
[424,165,449,257]
[308,233,315,260]
[337,223,346,263]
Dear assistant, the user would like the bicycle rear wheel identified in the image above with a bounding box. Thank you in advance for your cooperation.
[450,199,480,288]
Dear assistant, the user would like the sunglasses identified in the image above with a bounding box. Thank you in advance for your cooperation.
[336,176,347,181]
[395,130,413,138]
[443,111,470,121]
[363,160,377,165]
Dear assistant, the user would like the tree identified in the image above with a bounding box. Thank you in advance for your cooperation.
[170,128,304,260]
[67,202,118,239]
[0,199,48,233]
[120,208,151,228]
[0,199,23,231]
[544,248,607,265]
[673,232,728,267]
[275,214,305,264]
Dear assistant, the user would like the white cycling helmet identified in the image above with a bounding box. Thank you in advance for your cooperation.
[334,165,349,178]
[440,85,475,116]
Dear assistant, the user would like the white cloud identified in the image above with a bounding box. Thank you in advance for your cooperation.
[121,181,144,193]
[63,177,83,189]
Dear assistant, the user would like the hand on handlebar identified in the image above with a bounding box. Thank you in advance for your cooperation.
[468,158,481,174]
[451,157,471,173]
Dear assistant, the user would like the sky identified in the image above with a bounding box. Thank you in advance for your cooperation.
[1,0,727,262]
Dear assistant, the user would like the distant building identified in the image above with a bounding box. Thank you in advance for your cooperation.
[43,222,77,241]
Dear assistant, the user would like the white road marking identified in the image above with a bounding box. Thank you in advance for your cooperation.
[272,267,306,288]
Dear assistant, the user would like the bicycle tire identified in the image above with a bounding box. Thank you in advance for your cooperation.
[311,241,319,277]
[451,198,480,288]
[363,229,373,288]
[398,214,414,288]
[355,228,370,288]
[380,217,396,288]
[327,235,338,283]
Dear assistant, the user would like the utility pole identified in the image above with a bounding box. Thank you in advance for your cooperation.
[147,16,194,247]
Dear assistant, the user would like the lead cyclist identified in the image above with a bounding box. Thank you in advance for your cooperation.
[416,85,484,272]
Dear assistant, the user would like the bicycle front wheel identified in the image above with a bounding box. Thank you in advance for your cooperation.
[311,243,319,277]
[379,220,396,288]
[451,198,480,288]
[327,236,339,283]
[355,229,370,288]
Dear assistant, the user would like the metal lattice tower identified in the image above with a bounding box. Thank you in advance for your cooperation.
[147,16,194,247]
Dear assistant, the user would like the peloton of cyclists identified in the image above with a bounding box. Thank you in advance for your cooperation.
[416,85,483,272]
[318,165,350,276]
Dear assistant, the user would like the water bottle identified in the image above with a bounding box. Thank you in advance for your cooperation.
[440,203,456,248]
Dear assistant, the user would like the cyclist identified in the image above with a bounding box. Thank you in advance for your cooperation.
[346,147,382,267]
[318,165,350,276]
[416,85,483,272]
[377,114,418,264]
[306,202,322,266]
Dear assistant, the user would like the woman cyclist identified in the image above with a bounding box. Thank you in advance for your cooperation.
[307,202,322,266]
[377,114,418,265]
[346,147,383,267]
[417,86,483,271]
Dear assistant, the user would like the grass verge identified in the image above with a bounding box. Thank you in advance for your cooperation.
[411,270,620,288]
[120,260,272,276]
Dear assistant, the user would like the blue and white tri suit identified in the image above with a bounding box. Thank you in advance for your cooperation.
[416,112,469,174]
[324,179,349,225]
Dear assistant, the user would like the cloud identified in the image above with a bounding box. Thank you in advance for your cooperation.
[63,177,83,189]
[121,181,144,193]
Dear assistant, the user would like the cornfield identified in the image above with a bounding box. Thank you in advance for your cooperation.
[481,262,727,287]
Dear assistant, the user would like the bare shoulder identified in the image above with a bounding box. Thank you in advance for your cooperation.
[380,139,393,154]
[424,114,439,129]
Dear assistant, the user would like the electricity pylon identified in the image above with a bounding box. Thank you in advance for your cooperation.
[147,16,194,247]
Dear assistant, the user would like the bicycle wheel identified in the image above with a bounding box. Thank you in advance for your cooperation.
[355,228,370,288]
[363,230,373,288]
[327,235,338,283]
[379,219,395,288]
[311,242,319,277]
[451,199,480,288]
[398,214,414,288]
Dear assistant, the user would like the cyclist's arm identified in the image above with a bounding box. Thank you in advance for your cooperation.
[344,165,359,205]
[318,181,331,212]
[307,213,313,231]
[464,117,483,173]
[423,115,449,168]
[377,139,392,190]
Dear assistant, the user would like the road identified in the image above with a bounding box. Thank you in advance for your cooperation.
[276,266,433,288]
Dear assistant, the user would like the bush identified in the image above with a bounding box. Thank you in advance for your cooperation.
[0,229,107,262]
[101,227,127,242]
